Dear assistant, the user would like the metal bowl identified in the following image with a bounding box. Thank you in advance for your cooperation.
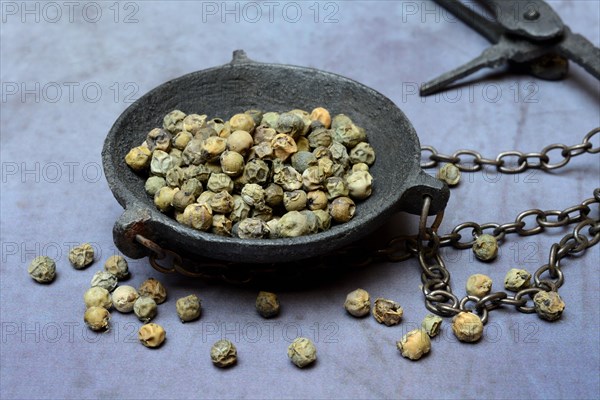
[102,50,449,264]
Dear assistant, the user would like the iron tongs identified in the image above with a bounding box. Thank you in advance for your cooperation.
[420,0,600,96]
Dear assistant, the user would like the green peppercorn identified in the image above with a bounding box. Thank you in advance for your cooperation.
[212,214,233,236]
[28,256,56,283]
[182,139,204,166]
[329,141,350,167]
[325,177,349,200]
[207,117,225,134]
[312,209,331,231]
[196,126,219,141]
[172,189,195,211]
[112,285,139,313]
[125,146,152,171]
[172,130,193,150]
[201,136,227,162]
[333,123,366,148]
[344,288,370,317]
[473,234,499,261]
[183,164,211,183]
[90,270,118,292]
[165,166,185,188]
[533,291,565,321]
[313,146,332,160]
[196,190,217,206]
[346,170,372,199]
[150,150,174,176]
[154,186,178,213]
[104,255,129,280]
[271,133,298,161]
[134,296,158,323]
[317,157,334,178]
[331,114,353,130]
[182,114,207,135]
[230,195,252,222]
[306,190,328,211]
[289,109,312,136]
[169,148,183,167]
[84,306,110,331]
[147,128,172,152]
[283,190,307,212]
[84,286,112,309]
[138,278,167,304]
[211,339,238,368]
[181,178,203,198]
[278,211,309,238]
[291,151,317,173]
[296,137,310,152]
[437,163,461,186]
[182,203,213,231]
[349,142,376,165]
[227,130,254,156]
[163,110,186,133]
[373,298,403,326]
[251,142,274,160]
[209,190,234,214]
[275,112,305,138]
[466,274,493,298]
[302,166,325,191]
[145,176,166,196]
[254,125,277,145]
[264,183,284,207]
[176,294,201,322]
[256,291,280,318]
[274,166,303,191]
[205,162,223,174]
[504,268,531,291]
[229,113,256,133]
[397,329,431,361]
[207,173,234,193]
[138,323,166,348]
[310,107,332,129]
[260,112,280,128]
[452,312,483,342]
[69,243,94,269]
[330,197,356,223]
[288,337,317,368]
[299,210,319,234]
[241,183,265,207]
[352,163,370,173]
[235,217,270,239]
[243,159,270,185]
[421,314,443,337]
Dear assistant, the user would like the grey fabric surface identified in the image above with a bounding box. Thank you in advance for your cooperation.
[1,1,599,399]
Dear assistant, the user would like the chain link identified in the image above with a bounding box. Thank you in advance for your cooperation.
[420,127,599,173]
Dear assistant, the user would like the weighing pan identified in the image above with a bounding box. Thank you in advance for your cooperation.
[102,50,449,265]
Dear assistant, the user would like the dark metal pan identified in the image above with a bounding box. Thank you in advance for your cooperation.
[102,50,449,265]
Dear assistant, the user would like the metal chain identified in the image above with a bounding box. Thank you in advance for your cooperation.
[420,127,599,173]
[412,189,599,324]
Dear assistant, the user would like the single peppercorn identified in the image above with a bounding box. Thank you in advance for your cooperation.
[344,288,370,317]
[183,114,207,135]
[230,195,252,223]
[220,150,245,176]
[271,133,298,161]
[172,130,193,150]
[211,339,238,368]
[134,296,158,323]
[176,294,201,322]
[346,170,373,200]
[288,337,317,368]
[165,166,185,188]
[154,186,179,213]
[466,274,493,298]
[312,209,331,231]
[330,197,356,223]
[283,190,308,212]
[150,150,174,176]
[227,130,254,155]
[264,183,284,207]
[241,183,265,207]
[145,176,166,196]
[306,190,328,211]
[331,114,353,130]
[473,234,499,261]
[349,142,376,166]
[243,159,270,185]
[146,128,172,152]
[84,306,110,331]
[256,291,280,318]
[138,278,167,304]
[181,203,213,231]
[373,298,403,326]
[307,128,332,148]
[333,123,366,148]
[452,312,483,342]
[163,110,186,133]
[90,270,118,292]
[504,268,532,291]
[235,217,270,239]
[299,210,319,234]
[229,113,256,133]
[310,107,331,128]
[397,329,431,361]
[209,190,234,214]
[28,256,56,283]
[244,109,263,126]
[212,214,233,236]
[112,285,139,313]
[533,291,565,321]
[125,146,152,171]
[69,243,94,269]
[421,314,443,337]
[138,323,166,348]
[84,286,112,309]
[274,166,303,191]
[291,151,318,173]
[437,163,461,186]
[104,255,129,280]
[172,189,196,211]
[278,211,309,238]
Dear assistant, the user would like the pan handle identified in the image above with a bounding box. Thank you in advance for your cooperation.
[397,169,450,216]
[112,206,155,259]
[230,49,255,64]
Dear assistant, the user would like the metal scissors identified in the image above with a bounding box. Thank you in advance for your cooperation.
[420,0,600,96]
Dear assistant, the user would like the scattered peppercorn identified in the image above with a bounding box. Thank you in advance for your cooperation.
[138,278,167,304]
[397,329,431,360]
[211,339,238,368]
[138,323,166,348]
[84,286,112,309]
[421,314,443,337]
[288,337,317,368]
[466,274,493,298]
[437,163,461,186]
[134,296,158,323]
[69,243,94,269]
[373,298,403,326]
[256,291,280,318]
[473,234,498,261]
[533,290,565,321]
[112,285,139,313]
[176,294,201,322]
[84,306,110,331]
[104,255,129,280]
[504,268,531,291]
[452,312,483,342]
[28,256,56,283]
[344,288,371,317]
